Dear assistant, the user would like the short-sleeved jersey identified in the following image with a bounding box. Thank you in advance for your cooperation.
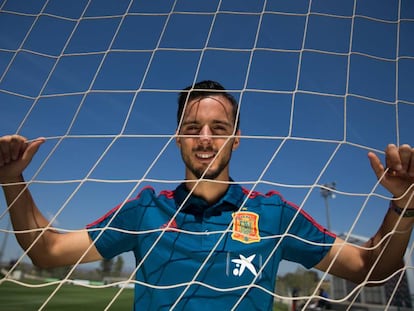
[87,183,336,310]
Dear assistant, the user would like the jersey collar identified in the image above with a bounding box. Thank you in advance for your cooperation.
[173,179,245,219]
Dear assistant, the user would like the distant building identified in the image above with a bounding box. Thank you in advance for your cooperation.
[332,233,413,308]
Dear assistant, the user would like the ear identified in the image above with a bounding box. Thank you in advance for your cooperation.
[175,130,181,147]
[232,129,241,151]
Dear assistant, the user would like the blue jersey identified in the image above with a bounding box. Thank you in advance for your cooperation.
[87,183,336,310]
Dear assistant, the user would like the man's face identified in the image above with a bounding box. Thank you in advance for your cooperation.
[176,95,240,181]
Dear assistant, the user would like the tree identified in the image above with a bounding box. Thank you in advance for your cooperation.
[113,256,124,277]
[49,265,73,279]
[276,267,321,296]
[99,257,114,279]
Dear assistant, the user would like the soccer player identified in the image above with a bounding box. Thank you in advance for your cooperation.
[0,80,413,310]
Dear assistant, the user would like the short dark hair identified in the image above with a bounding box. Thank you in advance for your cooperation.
[177,80,240,131]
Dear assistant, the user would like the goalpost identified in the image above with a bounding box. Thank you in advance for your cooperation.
[1,0,413,309]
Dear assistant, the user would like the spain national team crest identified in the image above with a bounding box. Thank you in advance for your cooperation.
[231,211,261,244]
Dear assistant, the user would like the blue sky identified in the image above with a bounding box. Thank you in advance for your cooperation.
[0,0,414,275]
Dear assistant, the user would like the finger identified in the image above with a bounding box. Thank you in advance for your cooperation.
[9,135,29,161]
[405,146,414,177]
[0,138,11,166]
[368,151,385,179]
[0,135,25,166]
[385,144,402,173]
[399,144,412,174]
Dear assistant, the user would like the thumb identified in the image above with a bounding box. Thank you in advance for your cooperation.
[22,138,45,164]
[368,151,385,180]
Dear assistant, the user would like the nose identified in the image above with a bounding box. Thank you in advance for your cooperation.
[199,125,212,144]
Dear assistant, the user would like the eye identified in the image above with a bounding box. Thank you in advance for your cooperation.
[212,125,231,135]
[182,125,200,135]
[212,126,226,133]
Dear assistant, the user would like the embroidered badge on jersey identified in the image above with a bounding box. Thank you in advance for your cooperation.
[231,211,261,244]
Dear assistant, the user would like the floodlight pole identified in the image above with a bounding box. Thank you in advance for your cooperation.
[0,219,11,266]
[320,182,336,301]
[320,182,336,231]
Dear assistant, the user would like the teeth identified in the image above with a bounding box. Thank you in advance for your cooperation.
[197,153,214,159]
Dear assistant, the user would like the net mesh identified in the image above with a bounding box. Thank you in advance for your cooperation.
[1,0,413,309]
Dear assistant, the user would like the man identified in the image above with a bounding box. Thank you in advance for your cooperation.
[0,80,413,310]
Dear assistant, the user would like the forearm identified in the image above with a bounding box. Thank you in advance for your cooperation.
[363,202,413,282]
[2,175,58,263]
[0,136,100,268]
[321,145,414,284]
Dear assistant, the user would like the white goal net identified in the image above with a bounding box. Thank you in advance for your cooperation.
[1,0,413,310]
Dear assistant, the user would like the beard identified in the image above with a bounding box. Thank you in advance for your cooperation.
[181,146,232,180]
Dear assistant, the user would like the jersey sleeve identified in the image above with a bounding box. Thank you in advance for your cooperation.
[86,198,143,259]
[279,201,336,269]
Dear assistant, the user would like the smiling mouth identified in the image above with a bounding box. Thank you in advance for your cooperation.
[196,152,215,160]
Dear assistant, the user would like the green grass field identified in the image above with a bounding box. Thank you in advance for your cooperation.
[0,281,134,311]
[0,281,288,310]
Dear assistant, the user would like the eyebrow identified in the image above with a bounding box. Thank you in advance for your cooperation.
[181,119,233,127]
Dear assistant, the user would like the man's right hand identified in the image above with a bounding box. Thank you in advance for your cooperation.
[0,135,45,183]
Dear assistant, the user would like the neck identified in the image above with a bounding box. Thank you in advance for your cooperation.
[184,178,230,204]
